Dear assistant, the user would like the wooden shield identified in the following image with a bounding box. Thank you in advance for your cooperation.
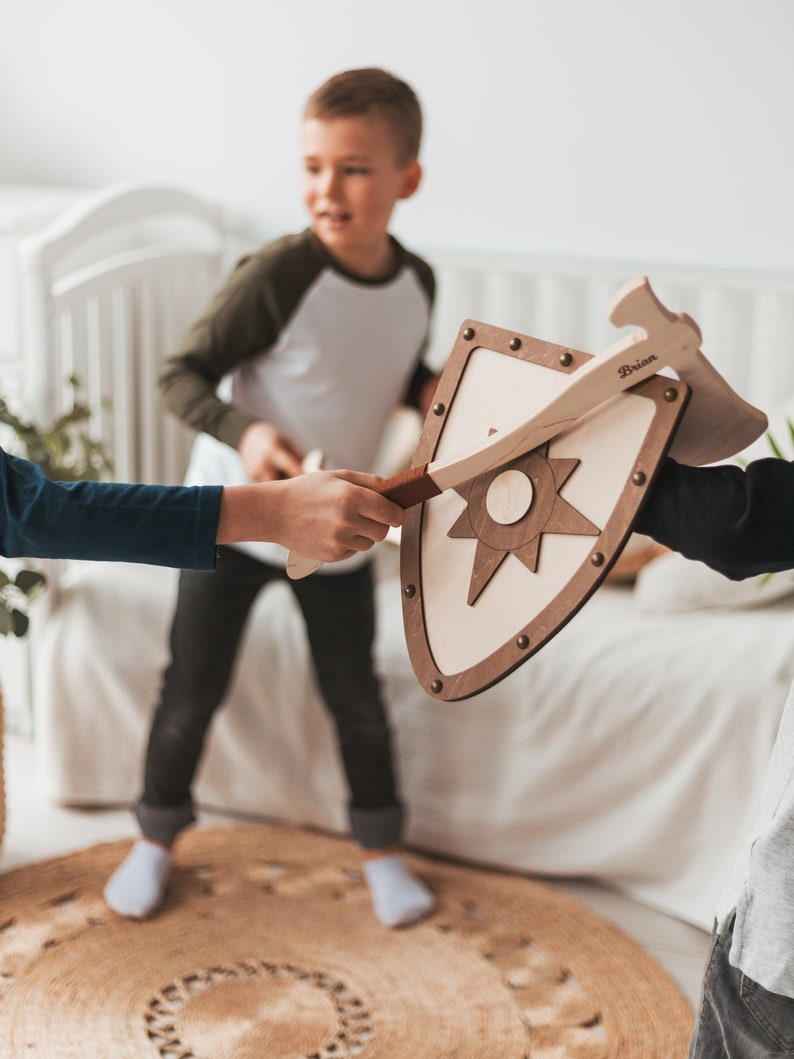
[400,320,689,701]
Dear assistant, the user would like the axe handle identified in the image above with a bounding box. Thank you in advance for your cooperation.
[374,463,442,508]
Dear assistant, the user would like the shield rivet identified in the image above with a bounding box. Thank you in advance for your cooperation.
[632,470,647,486]
[432,402,446,416]
[509,337,521,351]
[591,552,605,567]
[403,584,416,598]
[462,327,475,341]
[516,634,530,650]
[430,679,443,694]
[663,387,679,402]
[559,351,573,367]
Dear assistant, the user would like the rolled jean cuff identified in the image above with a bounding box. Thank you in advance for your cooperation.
[135,798,195,847]
[348,802,403,850]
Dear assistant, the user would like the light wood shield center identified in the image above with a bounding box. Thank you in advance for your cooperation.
[485,469,534,525]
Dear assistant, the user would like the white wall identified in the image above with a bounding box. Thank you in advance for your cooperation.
[2,0,792,273]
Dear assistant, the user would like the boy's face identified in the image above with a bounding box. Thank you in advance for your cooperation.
[302,114,421,271]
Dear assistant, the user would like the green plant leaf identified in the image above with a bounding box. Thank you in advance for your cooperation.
[0,375,113,634]
[766,430,785,459]
[0,376,112,484]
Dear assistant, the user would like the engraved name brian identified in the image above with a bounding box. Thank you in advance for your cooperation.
[618,353,658,379]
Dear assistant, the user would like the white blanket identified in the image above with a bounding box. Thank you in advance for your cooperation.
[34,546,794,930]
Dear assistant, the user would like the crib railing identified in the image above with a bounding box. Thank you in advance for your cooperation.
[426,252,794,412]
[17,183,225,485]
[42,248,219,484]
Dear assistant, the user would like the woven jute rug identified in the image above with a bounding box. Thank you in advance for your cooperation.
[0,822,693,1058]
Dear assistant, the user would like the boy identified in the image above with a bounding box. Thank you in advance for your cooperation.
[105,68,439,927]
[0,446,405,570]
[635,455,794,1057]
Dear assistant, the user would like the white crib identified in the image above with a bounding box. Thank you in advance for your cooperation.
[17,181,225,485]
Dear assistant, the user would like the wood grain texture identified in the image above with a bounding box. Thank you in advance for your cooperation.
[608,277,766,465]
[288,276,765,581]
[375,464,441,507]
[400,318,689,699]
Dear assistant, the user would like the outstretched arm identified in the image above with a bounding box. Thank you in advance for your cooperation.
[0,449,403,571]
[635,457,794,580]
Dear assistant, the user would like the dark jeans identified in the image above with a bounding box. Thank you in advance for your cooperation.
[137,547,402,849]
[690,917,794,1057]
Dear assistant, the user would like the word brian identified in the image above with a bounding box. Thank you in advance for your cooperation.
[618,353,659,380]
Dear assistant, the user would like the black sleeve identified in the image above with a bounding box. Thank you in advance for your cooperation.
[634,457,794,580]
[402,360,436,411]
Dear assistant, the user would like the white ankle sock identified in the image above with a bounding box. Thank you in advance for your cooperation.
[103,840,173,919]
[362,853,435,928]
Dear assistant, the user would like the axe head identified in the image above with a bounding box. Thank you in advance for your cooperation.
[664,352,768,465]
[608,277,766,466]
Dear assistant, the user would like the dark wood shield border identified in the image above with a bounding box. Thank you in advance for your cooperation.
[399,319,689,701]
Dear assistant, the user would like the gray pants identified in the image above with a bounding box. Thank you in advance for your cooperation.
[690,917,794,1057]
[137,547,403,850]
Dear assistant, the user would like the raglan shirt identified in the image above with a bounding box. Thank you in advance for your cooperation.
[0,449,221,569]
[636,455,794,998]
[161,229,435,573]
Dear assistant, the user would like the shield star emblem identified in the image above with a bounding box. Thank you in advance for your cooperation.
[399,320,688,701]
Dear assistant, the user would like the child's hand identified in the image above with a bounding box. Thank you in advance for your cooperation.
[216,471,405,561]
[274,470,405,562]
[239,422,304,481]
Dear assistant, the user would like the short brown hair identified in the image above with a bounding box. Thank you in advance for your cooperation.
[304,67,422,166]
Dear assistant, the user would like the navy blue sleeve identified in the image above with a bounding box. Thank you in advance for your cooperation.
[635,457,794,580]
[0,449,221,570]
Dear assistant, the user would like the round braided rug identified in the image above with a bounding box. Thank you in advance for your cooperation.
[0,822,693,1058]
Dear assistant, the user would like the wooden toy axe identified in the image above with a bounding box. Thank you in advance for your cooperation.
[287,276,766,579]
